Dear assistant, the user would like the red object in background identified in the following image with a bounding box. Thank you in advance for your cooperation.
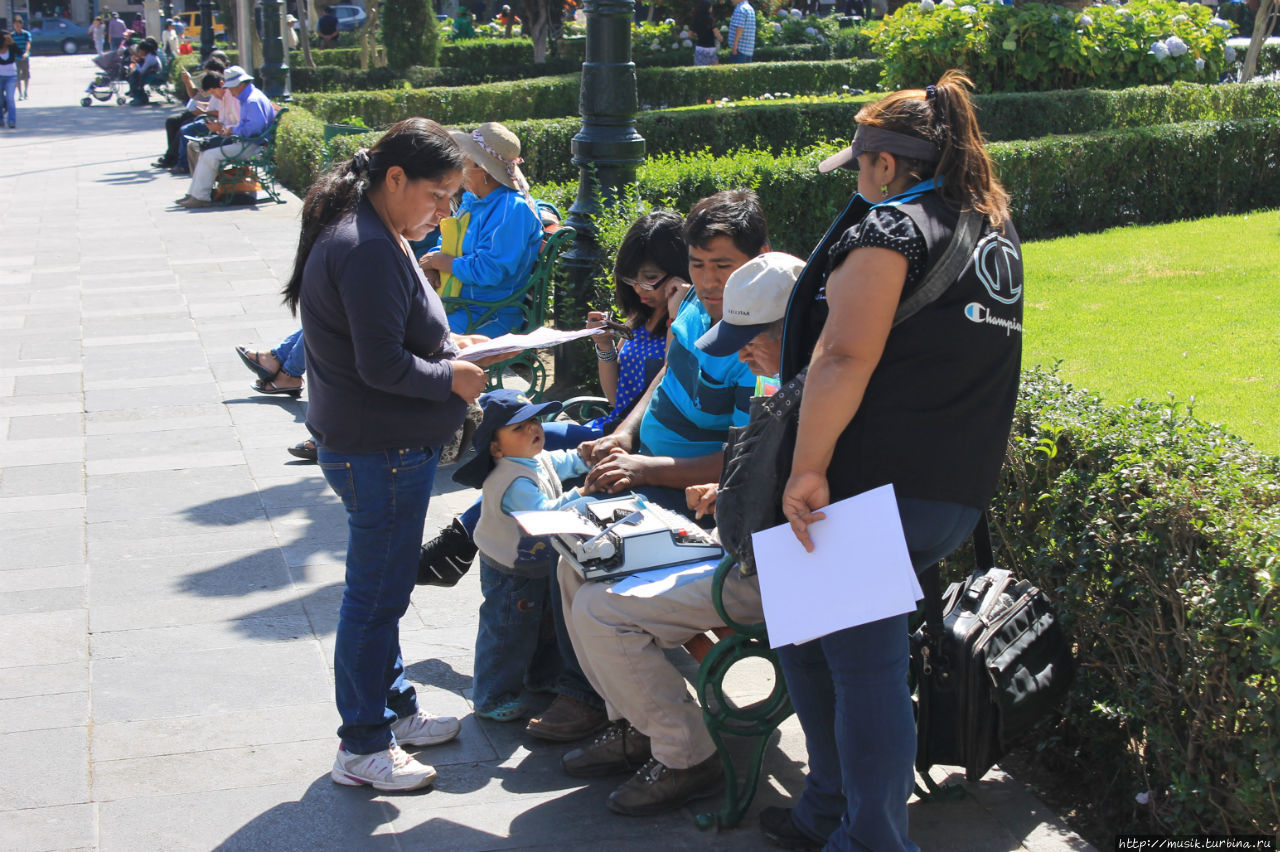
[178,42,192,54]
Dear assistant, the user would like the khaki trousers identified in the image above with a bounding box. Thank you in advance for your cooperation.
[558,558,764,770]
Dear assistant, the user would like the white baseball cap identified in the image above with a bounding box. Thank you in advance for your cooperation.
[696,252,806,356]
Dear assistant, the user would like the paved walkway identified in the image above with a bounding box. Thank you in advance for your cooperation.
[0,55,1096,852]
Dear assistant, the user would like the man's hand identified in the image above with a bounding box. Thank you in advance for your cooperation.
[685,483,718,520]
[577,431,634,464]
[583,448,656,494]
[449,360,488,403]
[664,277,692,319]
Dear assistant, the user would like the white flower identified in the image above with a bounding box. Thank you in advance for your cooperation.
[919,0,935,10]
[773,20,783,31]
[940,0,956,8]
[664,17,675,24]
[1079,13,1092,26]
[961,4,976,12]
[671,41,679,49]
[791,8,803,16]
[682,38,693,46]
[720,96,730,102]
[841,83,850,90]
[1173,14,1188,23]
[1166,35,1187,56]
[805,25,818,35]
[783,91,792,97]
[1195,57,1205,71]
[679,29,690,38]
[650,40,660,49]
[1225,45,1237,62]
[1210,17,1231,29]
[1149,39,1169,60]
[1050,12,1060,24]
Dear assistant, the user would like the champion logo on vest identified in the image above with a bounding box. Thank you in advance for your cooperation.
[972,233,1023,305]
[964,302,1024,336]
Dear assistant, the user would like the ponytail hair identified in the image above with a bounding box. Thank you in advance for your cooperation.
[854,70,1010,230]
[282,117,467,315]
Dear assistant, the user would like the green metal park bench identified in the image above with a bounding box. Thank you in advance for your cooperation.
[212,106,289,206]
[441,225,575,402]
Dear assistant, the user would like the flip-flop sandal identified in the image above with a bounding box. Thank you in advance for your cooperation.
[475,700,524,722]
[236,346,279,382]
[253,378,303,398]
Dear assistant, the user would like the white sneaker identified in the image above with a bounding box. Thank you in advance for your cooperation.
[391,710,461,747]
[331,743,437,792]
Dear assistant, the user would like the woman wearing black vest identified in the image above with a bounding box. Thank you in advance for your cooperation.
[282,118,490,794]
[765,72,1024,850]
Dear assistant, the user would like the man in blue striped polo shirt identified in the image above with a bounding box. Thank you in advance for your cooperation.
[728,0,755,63]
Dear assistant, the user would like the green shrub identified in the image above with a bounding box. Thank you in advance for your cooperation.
[292,59,883,123]
[526,116,1280,253]
[382,0,441,69]
[870,0,1230,92]
[507,81,1280,184]
[274,105,327,195]
[993,368,1280,834]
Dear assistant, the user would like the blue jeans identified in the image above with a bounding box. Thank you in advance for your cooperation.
[0,76,16,127]
[730,51,753,63]
[272,328,305,378]
[318,445,440,754]
[447,306,524,340]
[473,559,561,713]
[777,497,980,852]
[177,118,211,170]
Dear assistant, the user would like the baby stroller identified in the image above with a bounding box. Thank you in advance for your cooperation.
[81,48,130,106]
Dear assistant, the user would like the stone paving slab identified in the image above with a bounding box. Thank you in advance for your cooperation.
[0,53,1098,852]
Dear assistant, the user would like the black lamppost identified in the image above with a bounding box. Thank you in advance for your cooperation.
[259,0,290,98]
[553,0,645,391]
[199,0,215,59]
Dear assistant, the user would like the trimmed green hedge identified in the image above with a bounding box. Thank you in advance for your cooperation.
[292,59,883,124]
[275,106,328,196]
[995,368,1280,834]
[526,117,1280,252]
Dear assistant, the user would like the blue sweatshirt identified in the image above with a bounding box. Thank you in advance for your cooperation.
[446,186,543,338]
[301,198,466,453]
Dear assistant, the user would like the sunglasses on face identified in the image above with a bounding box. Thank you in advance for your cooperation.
[621,272,672,292]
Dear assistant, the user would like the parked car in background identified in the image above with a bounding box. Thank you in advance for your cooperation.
[331,4,367,31]
[28,17,94,54]
[175,11,228,41]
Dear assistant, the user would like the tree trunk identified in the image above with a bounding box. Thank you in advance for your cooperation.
[524,0,551,62]
[1241,0,1277,81]
[299,0,316,68]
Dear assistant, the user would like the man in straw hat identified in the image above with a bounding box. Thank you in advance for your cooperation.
[419,122,543,338]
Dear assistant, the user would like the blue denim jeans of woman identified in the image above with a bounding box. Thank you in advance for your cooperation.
[272,328,305,378]
[318,445,439,755]
[473,559,561,713]
[0,76,17,127]
[777,497,980,852]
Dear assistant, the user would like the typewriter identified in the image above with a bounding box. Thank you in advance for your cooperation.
[544,494,723,581]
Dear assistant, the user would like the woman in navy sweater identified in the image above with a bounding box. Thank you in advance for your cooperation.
[282,118,490,794]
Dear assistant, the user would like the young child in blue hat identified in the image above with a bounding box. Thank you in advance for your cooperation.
[453,389,592,722]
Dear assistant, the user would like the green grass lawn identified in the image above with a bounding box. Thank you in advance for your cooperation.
[1022,209,1280,455]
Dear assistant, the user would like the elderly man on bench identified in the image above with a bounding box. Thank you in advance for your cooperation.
[175,65,274,209]
[558,219,803,816]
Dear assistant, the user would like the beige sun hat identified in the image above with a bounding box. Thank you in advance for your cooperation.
[449,122,528,193]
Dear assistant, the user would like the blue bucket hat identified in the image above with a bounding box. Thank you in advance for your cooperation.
[453,389,562,488]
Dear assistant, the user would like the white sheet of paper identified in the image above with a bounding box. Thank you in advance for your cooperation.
[606,559,720,597]
[455,327,601,362]
[511,510,600,538]
[751,484,922,648]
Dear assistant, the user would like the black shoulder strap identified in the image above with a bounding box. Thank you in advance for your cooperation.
[892,208,984,329]
[920,509,993,636]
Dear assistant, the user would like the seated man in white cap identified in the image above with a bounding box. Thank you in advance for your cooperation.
[557,251,806,817]
[176,65,276,209]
